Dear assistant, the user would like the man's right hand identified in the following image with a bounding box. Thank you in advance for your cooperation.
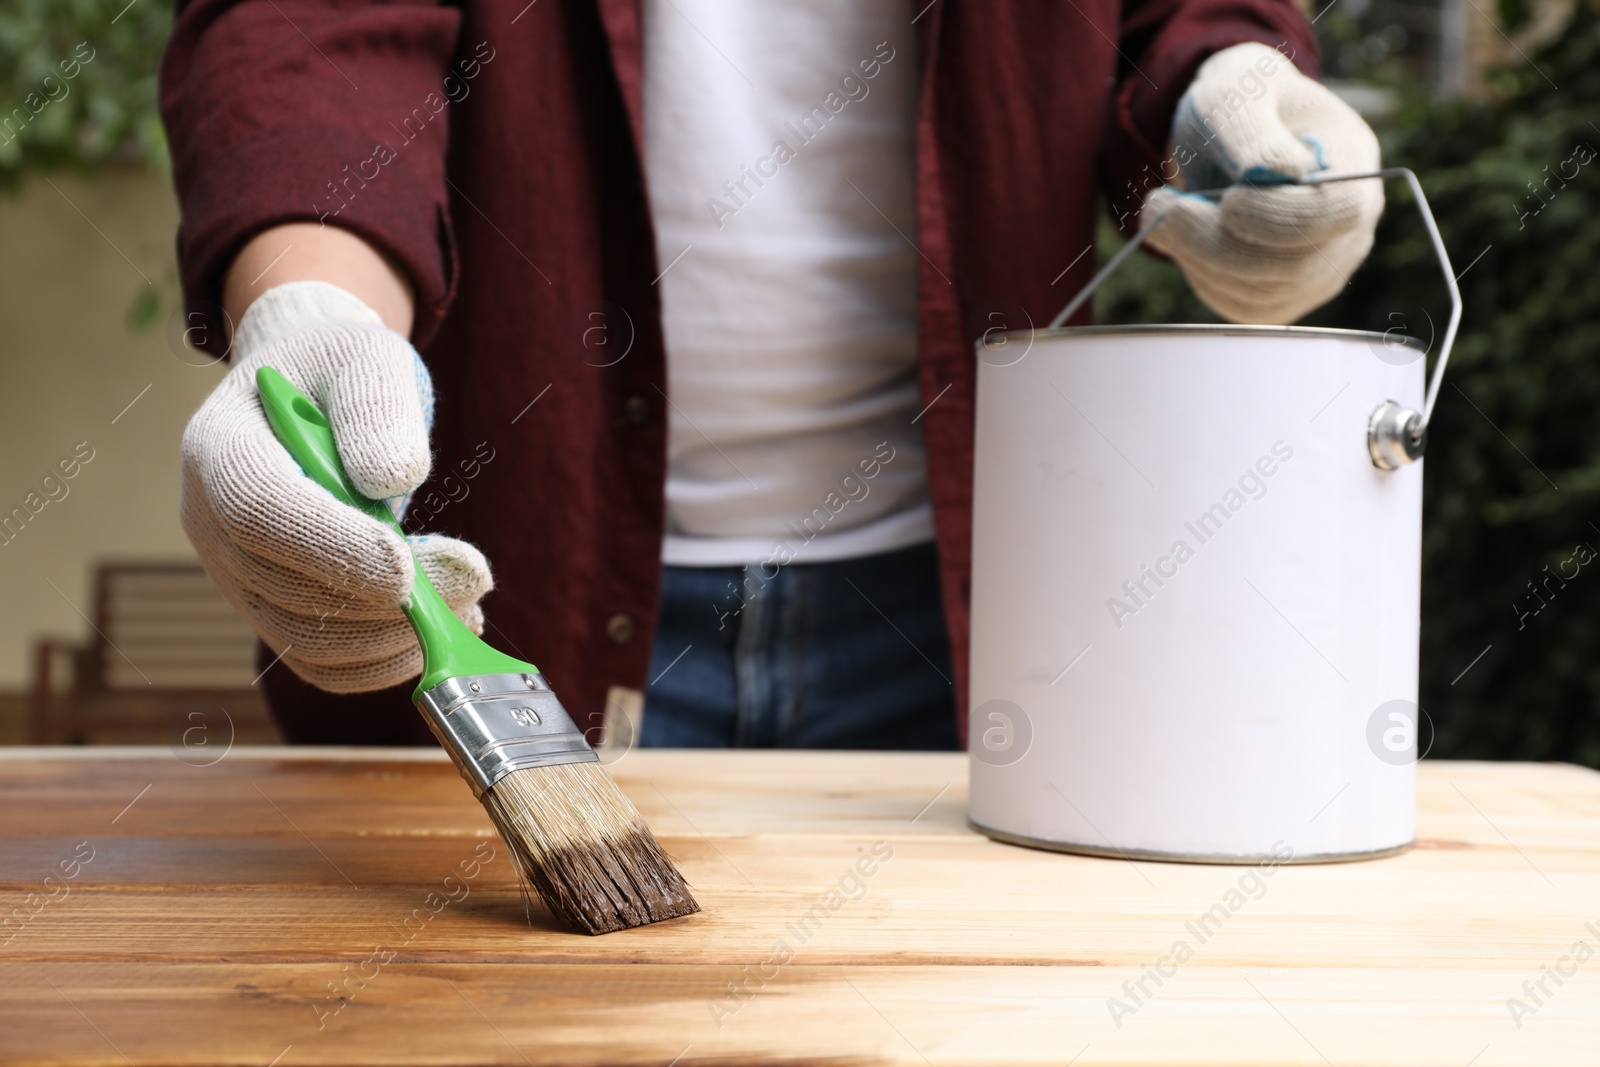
[181,280,494,693]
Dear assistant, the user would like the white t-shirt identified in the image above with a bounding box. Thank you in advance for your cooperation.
[642,0,934,567]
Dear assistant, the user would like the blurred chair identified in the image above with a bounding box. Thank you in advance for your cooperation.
[30,562,279,746]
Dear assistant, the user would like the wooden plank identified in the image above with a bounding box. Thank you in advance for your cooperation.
[4,963,1599,1066]
[1,838,1596,970]
[1,751,1597,1066]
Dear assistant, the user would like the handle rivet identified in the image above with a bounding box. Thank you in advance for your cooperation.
[469,682,480,693]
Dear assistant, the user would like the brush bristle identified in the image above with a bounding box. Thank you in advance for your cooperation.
[480,761,700,934]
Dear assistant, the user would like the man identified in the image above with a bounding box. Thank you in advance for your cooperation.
[161,0,1380,748]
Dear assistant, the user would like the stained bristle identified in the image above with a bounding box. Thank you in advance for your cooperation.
[480,761,700,935]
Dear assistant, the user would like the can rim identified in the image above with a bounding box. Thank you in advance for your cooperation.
[988,323,1428,349]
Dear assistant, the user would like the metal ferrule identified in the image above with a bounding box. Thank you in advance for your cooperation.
[414,672,598,797]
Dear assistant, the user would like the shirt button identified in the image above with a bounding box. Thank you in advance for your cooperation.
[606,613,636,644]
[623,395,651,425]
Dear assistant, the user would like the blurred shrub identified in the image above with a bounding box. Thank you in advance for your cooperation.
[0,0,171,187]
[1097,6,1600,767]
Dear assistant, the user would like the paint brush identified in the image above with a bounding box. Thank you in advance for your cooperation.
[256,366,698,934]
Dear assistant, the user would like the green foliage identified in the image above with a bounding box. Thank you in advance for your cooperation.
[1098,7,1600,766]
[1500,0,1535,33]
[0,0,172,188]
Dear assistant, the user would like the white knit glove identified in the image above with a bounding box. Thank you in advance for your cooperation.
[1142,43,1384,325]
[180,281,494,693]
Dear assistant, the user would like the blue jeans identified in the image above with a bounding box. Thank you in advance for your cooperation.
[640,541,960,749]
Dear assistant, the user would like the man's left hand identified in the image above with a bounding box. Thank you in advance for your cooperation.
[1142,43,1384,326]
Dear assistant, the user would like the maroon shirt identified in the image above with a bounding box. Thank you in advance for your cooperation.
[161,0,1318,745]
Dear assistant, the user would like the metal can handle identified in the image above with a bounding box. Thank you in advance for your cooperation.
[1047,168,1461,470]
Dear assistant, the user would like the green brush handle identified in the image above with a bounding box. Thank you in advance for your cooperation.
[255,367,536,697]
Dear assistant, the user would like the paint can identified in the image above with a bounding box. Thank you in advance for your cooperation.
[967,169,1459,862]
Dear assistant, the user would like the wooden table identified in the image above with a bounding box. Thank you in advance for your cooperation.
[2,749,1597,1066]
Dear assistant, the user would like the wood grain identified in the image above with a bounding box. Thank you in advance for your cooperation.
[1,749,1597,1065]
